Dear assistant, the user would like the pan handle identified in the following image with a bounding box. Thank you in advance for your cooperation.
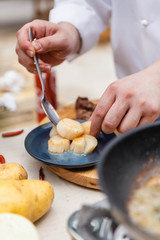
[77,204,114,240]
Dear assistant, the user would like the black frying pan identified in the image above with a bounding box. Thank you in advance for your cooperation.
[98,121,160,240]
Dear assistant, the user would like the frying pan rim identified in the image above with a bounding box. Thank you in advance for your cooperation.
[98,121,160,240]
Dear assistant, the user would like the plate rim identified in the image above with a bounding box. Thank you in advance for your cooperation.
[24,122,115,169]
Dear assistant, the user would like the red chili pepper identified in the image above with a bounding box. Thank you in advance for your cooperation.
[2,129,24,137]
[39,167,45,180]
[0,155,5,164]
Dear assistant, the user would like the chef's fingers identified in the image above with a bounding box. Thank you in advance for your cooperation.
[16,46,51,73]
[16,25,35,58]
[137,100,160,126]
[38,52,66,66]
[138,113,159,127]
[31,21,80,56]
[101,99,129,134]
[116,106,142,133]
[16,20,58,57]
[90,88,116,137]
[32,35,70,56]
[118,104,159,132]
[37,58,52,71]
[29,20,58,39]
[16,46,35,72]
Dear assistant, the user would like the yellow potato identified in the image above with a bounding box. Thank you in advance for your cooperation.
[0,163,28,180]
[0,179,54,222]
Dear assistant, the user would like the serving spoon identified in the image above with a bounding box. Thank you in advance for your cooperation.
[28,27,60,125]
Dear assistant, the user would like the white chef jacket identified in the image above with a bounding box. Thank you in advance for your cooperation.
[49,0,160,78]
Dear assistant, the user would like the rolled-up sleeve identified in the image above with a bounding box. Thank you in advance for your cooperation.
[49,0,111,56]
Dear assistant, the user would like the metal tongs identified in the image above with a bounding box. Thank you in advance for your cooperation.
[28,27,60,125]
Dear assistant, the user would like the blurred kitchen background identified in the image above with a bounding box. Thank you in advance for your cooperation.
[0,0,116,132]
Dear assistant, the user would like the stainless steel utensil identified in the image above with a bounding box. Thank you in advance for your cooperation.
[28,27,60,125]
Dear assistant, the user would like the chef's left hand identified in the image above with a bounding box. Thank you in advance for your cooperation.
[90,60,160,136]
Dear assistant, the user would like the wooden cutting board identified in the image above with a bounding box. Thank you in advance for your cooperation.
[40,101,100,190]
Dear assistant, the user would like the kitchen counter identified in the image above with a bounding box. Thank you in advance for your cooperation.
[0,125,104,240]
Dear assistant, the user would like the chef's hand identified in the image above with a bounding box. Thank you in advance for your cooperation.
[90,60,160,136]
[16,19,81,73]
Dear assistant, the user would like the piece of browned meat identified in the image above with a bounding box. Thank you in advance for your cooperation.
[75,97,96,120]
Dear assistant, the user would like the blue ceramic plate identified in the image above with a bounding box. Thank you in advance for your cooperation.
[25,121,116,169]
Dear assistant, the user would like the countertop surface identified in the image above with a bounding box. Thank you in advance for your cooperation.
[0,125,104,240]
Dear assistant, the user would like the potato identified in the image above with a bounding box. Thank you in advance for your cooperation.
[0,163,28,180]
[0,179,54,222]
[0,213,40,240]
